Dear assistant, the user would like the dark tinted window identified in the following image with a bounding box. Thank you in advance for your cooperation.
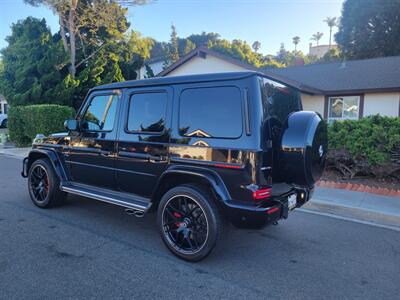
[128,92,167,133]
[82,94,118,131]
[179,86,242,138]
[261,78,301,124]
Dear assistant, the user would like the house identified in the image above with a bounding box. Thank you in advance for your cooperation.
[265,56,400,121]
[308,43,338,58]
[157,47,400,121]
[136,57,165,79]
[0,95,7,115]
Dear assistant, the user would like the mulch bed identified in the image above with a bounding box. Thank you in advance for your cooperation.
[319,170,400,197]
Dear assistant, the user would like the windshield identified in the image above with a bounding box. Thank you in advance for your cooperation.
[260,77,302,125]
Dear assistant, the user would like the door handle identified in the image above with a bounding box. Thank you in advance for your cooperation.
[100,150,112,157]
[148,155,166,163]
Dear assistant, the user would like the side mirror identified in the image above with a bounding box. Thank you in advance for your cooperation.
[64,119,79,131]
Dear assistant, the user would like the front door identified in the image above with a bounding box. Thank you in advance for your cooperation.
[69,91,121,188]
[115,87,172,197]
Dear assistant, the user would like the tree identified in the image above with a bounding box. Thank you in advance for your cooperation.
[186,32,220,47]
[319,47,342,63]
[311,32,323,46]
[252,41,261,53]
[324,17,337,47]
[164,24,180,66]
[336,0,400,59]
[0,17,72,106]
[183,39,196,54]
[24,0,148,79]
[292,36,300,51]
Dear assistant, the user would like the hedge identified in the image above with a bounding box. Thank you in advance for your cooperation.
[327,115,400,179]
[8,104,75,146]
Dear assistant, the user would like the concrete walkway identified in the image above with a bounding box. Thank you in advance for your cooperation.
[311,187,400,218]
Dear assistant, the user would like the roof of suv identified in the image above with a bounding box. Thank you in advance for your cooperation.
[91,71,321,94]
[91,72,260,91]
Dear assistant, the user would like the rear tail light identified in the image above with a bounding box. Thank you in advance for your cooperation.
[252,188,272,200]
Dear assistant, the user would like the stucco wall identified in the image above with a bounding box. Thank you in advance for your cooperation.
[166,55,248,76]
[301,92,400,118]
[138,60,164,79]
[300,94,325,115]
[363,92,400,117]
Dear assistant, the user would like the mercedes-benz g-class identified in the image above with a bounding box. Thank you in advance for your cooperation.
[22,72,327,261]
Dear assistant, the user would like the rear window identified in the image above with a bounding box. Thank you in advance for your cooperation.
[179,86,242,138]
[260,78,301,124]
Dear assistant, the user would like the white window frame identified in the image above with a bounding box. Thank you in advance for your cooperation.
[328,96,360,122]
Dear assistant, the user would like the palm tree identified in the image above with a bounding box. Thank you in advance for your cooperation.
[311,32,324,46]
[252,41,261,53]
[292,36,300,51]
[324,17,337,47]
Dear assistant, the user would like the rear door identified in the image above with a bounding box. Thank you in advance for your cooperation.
[69,91,121,188]
[115,87,172,197]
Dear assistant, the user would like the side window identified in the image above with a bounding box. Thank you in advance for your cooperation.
[179,86,242,138]
[81,94,119,131]
[127,92,167,133]
[261,78,301,124]
[3,104,7,114]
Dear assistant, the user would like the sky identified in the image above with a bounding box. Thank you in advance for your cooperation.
[0,0,344,55]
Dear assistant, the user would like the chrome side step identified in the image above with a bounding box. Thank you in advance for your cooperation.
[60,182,151,212]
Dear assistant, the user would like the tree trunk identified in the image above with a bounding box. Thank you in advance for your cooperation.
[59,15,69,54]
[329,27,332,48]
[68,0,78,79]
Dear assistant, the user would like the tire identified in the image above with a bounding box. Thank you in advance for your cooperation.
[157,184,223,262]
[28,158,66,208]
[1,119,7,128]
[280,111,328,187]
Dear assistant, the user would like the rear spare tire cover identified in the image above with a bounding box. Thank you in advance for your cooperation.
[280,111,327,187]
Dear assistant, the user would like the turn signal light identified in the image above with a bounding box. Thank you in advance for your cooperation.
[253,188,272,200]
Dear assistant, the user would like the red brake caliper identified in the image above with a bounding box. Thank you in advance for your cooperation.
[174,212,182,227]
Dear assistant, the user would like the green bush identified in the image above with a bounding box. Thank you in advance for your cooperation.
[8,104,75,146]
[327,115,400,178]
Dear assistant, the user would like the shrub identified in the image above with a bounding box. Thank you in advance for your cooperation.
[8,104,75,147]
[327,115,400,179]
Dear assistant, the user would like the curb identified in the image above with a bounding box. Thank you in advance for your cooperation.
[317,180,400,197]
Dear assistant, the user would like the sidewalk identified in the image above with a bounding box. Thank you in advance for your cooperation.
[0,147,30,159]
[310,187,400,218]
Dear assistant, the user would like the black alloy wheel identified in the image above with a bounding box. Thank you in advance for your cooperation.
[29,164,49,203]
[28,159,66,208]
[157,185,223,262]
[162,194,209,255]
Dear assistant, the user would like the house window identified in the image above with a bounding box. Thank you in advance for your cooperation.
[328,96,360,122]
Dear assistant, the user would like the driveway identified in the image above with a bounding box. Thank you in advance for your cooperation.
[0,156,399,299]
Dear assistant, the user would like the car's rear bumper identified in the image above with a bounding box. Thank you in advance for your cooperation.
[222,187,313,228]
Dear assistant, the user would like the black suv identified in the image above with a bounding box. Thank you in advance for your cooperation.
[22,72,327,261]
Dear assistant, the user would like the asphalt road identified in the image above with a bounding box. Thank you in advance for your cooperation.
[1,156,399,299]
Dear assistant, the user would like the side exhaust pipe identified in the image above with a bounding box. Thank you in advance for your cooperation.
[125,208,145,218]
